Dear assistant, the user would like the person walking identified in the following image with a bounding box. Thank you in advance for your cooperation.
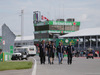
[57,42,65,64]
[38,40,46,64]
[50,41,56,64]
[66,42,74,65]
[46,41,51,64]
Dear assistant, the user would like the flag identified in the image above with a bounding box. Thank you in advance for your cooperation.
[41,15,49,21]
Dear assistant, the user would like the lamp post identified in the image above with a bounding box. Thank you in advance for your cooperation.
[21,10,24,46]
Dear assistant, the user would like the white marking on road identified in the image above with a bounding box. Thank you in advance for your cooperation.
[32,58,37,75]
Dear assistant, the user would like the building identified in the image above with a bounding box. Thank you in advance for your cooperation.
[2,24,16,53]
[14,36,34,47]
[33,11,80,44]
[0,24,16,62]
[60,27,100,50]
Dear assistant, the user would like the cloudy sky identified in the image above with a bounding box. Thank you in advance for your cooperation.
[0,0,100,36]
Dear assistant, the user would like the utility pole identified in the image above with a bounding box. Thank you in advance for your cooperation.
[21,10,24,46]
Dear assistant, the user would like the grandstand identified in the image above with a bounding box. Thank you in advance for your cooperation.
[60,27,100,51]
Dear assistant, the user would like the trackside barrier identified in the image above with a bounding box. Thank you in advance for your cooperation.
[0,53,3,62]
[0,52,12,62]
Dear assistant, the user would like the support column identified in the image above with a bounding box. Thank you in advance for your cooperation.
[84,36,86,50]
[78,37,80,49]
[90,36,92,48]
[96,36,98,48]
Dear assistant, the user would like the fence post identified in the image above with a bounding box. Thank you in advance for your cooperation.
[3,52,4,62]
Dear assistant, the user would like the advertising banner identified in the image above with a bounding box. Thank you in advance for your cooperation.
[49,21,80,26]
[4,52,12,61]
[0,53,3,62]
[34,30,75,34]
[34,21,80,26]
[56,39,77,47]
[34,21,49,26]
[10,46,13,54]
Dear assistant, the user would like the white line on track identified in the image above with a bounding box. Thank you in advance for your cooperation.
[32,58,37,75]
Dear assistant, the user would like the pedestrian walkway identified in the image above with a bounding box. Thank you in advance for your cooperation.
[35,56,100,75]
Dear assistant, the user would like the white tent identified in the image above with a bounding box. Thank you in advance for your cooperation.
[60,27,100,38]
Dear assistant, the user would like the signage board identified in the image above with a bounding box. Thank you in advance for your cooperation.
[56,39,78,47]
[34,21,80,26]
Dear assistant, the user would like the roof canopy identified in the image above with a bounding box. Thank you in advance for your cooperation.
[15,36,34,41]
[60,27,100,38]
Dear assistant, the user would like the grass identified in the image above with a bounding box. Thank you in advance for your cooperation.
[0,61,33,71]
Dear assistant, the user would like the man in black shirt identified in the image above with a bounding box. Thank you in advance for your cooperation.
[50,41,56,64]
[46,41,51,64]
[66,42,74,65]
[38,40,46,64]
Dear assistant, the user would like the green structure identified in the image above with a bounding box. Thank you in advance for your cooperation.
[0,37,13,62]
[0,39,14,62]
[34,21,80,26]
[0,52,12,62]
[33,11,80,44]
[10,46,14,54]
[0,37,2,50]
[56,39,78,57]
[56,39,78,47]
[0,53,3,62]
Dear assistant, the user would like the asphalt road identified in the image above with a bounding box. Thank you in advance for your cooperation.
[0,69,32,75]
[35,55,100,75]
[0,56,100,75]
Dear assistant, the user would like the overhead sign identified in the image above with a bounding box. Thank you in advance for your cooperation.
[34,38,54,41]
[34,21,49,26]
[34,30,75,34]
[34,21,80,26]
[49,21,80,26]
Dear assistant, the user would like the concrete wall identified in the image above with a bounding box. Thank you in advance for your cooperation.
[0,37,2,51]
[2,24,16,52]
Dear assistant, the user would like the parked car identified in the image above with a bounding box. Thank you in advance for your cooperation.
[11,50,28,60]
[11,51,22,60]
[21,52,28,60]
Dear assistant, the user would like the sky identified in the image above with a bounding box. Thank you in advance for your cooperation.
[0,0,100,36]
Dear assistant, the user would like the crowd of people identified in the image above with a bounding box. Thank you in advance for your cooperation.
[37,40,74,65]
[37,40,100,65]
[73,49,100,57]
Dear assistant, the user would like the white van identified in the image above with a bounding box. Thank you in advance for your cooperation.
[15,45,36,56]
